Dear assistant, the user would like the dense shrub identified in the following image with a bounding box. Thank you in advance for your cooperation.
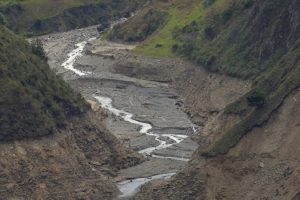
[31,38,47,61]
[108,9,169,42]
[0,12,7,26]
[1,0,146,35]
[247,90,266,107]
[0,26,88,140]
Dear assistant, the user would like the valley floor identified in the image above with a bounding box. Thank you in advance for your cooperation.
[38,25,249,199]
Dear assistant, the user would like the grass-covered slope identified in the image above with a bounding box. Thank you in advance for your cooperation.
[195,0,300,156]
[110,0,300,156]
[108,8,169,43]
[109,0,207,56]
[0,0,145,35]
[0,26,87,140]
[205,48,300,156]
[174,0,300,78]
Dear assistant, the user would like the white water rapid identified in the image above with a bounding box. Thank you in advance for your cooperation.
[61,37,96,76]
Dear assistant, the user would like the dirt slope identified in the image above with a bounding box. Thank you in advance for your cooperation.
[134,89,300,200]
[0,24,143,199]
[0,110,143,199]
[109,0,300,198]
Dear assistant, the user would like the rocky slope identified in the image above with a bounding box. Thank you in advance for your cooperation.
[0,25,143,199]
[134,89,300,200]
[108,0,300,199]
[1,0,300,199]
[0,111,142,199]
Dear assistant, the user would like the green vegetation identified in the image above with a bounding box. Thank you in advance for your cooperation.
[246,90,266,107]
[107,0,208,56]
[174,0,279,78]
[0,26,88,140]
[0,12,7,25]
[134,0,207,56]
[205,41,300,156]
[110,0,300,156]
[0,0,145,35]
[108,9,169,42]
[31,38,47,61]
[193,0,300,156]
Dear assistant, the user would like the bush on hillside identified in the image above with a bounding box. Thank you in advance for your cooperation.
[0,12,7,26]
[247,90,266,107]
[108,9,168,42]
[31,38,48,61]
[0,26,88,140]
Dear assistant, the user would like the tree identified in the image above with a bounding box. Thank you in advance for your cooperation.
[0,12,8,26]
[247,90,266,108]
[32,39,48,61]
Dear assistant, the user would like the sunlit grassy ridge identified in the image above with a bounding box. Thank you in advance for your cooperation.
[112,0,227,57]
[133,0,207,56]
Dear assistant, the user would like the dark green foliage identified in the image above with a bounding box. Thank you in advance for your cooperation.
[97,22,110,33]
[204,41,300,156]
[1,0,146,35]
[97,0,300,157]
[31,38,47,61]
[246,90,266,107]
[222,8,234,23]
[108,9,169,42]
[174,0,299,79]
[203,25,215,40]
[177,21,200,40]
[0,26,88,140]
[242,0,254,8]
[0,12,7,26]
[182,0,300,156]
[203,0,216,7]
[28,1,141,36]
[172,44,179,52]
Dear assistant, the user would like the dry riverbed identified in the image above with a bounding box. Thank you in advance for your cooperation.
[39,26,199,199]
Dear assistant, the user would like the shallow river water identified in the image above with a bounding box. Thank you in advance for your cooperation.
[42,25,198,198]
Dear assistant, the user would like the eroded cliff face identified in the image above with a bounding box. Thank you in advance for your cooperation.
[120,0,300,199]
[135,89,300,200]
[0,111,143,199]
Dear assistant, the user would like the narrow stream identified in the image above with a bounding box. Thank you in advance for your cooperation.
[117,173,176,198]
[60,33,194,198]
[61,37,96,76]
[93,95,189,158]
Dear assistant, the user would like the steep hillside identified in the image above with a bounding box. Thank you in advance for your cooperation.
[174,0,300,78]
[110,0,300,156]
[109,0,300,199]
[190,0,300,157]
[0,111,143,199]
[0,0,145,35]
[108,8,169,43]
[0,25,143,198]
[0,25,87,140]
[135,89,300,200]
[109,0,206,56]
